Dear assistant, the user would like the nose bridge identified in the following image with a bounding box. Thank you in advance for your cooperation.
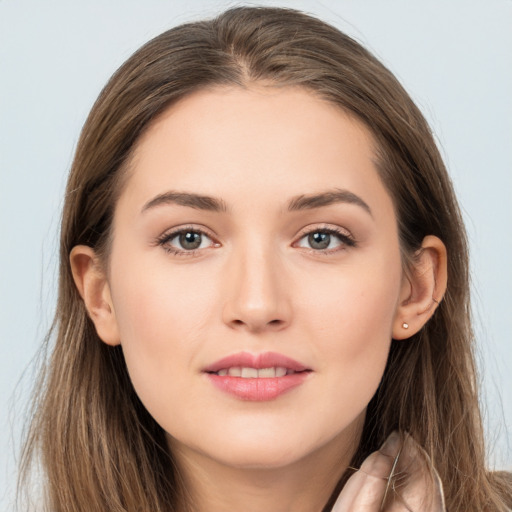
[223,235,291,331]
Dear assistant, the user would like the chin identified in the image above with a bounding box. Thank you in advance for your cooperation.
[213,442,309,470]
[201,423,343,471]
[163,403,366,473]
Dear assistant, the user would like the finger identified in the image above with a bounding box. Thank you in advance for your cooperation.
[332,432,401,512]
[389,434,446,512]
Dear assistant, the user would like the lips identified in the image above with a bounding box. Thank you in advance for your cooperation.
[203,351,310,373]
[203,351,312,401]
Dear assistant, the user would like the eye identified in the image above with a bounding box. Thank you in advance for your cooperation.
[174,231,207,250]
[295,228,356,252]
[157,227,218,255]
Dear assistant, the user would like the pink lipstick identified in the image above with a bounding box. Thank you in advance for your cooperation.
[203,351,312,401]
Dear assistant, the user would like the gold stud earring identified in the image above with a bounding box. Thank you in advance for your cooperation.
[402,322,409,329]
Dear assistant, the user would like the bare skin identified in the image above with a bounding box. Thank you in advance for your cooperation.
[71,86,447,511]
[171,414,363,511]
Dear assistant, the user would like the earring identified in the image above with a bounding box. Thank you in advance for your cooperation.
[402,322,409,329]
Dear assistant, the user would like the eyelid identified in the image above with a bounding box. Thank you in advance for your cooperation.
[295,223,353,239]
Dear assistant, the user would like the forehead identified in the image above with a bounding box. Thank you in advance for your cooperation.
[118,85,393,218]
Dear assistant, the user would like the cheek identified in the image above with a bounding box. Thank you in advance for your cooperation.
[298,252,401,348]
[108,255,220,409]
[296,252,401,409]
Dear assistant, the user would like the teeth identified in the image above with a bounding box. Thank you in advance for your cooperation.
[217,366,291,378]
[228,367,241,377]
[258,367,276,378]
[275,367,287,377]
[241,367,258,378]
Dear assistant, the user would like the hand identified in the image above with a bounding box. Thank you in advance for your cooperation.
[331,432,446,511]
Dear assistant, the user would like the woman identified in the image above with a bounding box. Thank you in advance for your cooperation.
[18,6,512,511]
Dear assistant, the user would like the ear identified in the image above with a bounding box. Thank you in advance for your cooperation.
[70,245,121,346]
[392,235,447,340]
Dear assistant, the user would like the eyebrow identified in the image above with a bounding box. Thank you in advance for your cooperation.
[287,189,372,216]
[141,191,228,213]
[141,188,372,216]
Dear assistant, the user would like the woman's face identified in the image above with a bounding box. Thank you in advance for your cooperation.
[106,86,407,470]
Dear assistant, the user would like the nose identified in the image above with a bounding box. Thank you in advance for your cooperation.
[222,243,292,333]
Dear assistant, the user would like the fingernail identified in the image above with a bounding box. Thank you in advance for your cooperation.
[379,430,401,457]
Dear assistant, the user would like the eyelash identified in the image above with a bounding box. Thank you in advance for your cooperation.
[156,225,356,257]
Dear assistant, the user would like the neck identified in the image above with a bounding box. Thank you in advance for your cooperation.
[169,421,362,512]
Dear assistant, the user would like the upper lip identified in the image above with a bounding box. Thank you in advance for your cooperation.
[203,351,311,373]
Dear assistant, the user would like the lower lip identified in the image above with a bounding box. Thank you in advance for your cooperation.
[206,372,310,401]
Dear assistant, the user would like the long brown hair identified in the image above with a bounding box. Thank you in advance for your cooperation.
[19,6,512,511]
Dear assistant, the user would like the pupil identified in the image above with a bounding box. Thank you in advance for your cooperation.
[179,232,201,250]
[309,232,330,249]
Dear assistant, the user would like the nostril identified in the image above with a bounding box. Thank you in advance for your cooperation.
[228,318,285,331]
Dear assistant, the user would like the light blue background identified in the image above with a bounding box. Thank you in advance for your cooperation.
[1,0,511,508]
